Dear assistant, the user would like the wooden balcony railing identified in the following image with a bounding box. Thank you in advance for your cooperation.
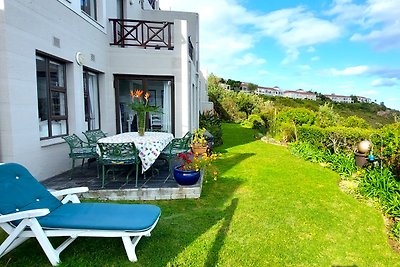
[109,19,174,49]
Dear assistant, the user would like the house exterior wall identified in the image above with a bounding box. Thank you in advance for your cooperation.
[0,0,203,180]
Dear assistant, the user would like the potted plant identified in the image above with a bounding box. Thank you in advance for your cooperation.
[191,128,208,155]
[173,151,218,185]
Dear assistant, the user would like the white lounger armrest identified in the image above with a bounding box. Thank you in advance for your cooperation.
[0,209,50,224]
[50,187,89,204]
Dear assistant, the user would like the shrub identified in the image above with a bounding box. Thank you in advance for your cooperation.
[358,167,400,217]
[277,107,316,126]
[315,103,341,128]
[343,115,370,129]
[199,111,223,146]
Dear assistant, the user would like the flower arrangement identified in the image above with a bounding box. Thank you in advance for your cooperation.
[177,151,219,181]
[127,89,159,113]
[127,89,159,135]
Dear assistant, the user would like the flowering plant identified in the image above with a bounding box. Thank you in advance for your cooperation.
[192,128,208,147]
[127,89,159,113]
[177,151,219,181]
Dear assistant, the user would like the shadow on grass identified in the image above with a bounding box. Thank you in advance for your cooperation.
[204,198,238,267]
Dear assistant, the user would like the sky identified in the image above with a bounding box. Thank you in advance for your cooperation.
[159,0,400,111]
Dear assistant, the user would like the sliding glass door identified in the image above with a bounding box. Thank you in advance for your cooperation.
[115,75,174,134]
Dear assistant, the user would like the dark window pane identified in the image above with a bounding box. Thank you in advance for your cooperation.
[49,61,64,87]
[36,56,49,138]
[51,91,66,116]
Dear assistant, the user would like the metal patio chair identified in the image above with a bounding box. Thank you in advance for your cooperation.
[97,142,140,188]
[62,134,98,179]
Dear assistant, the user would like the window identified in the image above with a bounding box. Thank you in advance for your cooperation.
[36,55,68,139]
[83,70,100,130]
[115,76,174,134]
[81,0,97,20]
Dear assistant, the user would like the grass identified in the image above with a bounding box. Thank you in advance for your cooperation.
[1,123,400,266]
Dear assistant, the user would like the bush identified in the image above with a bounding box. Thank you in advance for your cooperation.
[358,167,400,217]
[343,115,370,128]
[199,111,223,146]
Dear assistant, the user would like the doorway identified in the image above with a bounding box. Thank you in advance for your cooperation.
[114,75,174,134]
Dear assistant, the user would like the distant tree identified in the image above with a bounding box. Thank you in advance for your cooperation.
[315,103,341,128]
[226,79,241,90]
[316,93,329,101]
[237,92,255,119]
[351,95,358,103]
[208,73,221,88]
[248,83,258,93]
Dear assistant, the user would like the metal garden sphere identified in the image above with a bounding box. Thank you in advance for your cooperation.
[358,140,372,153]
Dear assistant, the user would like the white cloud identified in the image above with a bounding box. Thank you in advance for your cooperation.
[371,78,398,87]
[258,70,270,75]
[327,0,400,50]
[234,53,266,66]
[311,56,320,61]
[307,46,316,53]
[361,90,379,96]
[256,7,341,58]
[330,65,369,76]
[299,64,311,70]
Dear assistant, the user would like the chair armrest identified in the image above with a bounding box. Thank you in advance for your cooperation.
[50,187,89,197]
[0,209,50,224]
[50,187,89,204]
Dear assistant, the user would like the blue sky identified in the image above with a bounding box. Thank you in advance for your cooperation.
[160,0,400,110]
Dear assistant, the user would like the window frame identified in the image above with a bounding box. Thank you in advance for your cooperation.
[36,53,68,140]
[83,68,101,131]
[81,0,97,20]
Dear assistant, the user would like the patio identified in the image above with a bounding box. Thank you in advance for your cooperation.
[41,159,202,201]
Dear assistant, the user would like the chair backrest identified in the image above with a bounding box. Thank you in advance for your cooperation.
[98,142,138,163]
[62,134,84,151]
[82,130,107,146]
[0,163,62,217]
[167,132,192,154]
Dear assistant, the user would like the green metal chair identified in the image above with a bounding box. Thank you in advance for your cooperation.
[62,134,98,179]
[159,132,192,181]
[82,129,107,148]
[97,142,140,188]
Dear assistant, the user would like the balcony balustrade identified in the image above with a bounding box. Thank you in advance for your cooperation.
[109,19,174,50]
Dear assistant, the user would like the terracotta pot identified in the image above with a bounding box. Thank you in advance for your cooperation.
[191,144,208,155]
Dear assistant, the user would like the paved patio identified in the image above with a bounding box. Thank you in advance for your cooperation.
[42,159,202,201]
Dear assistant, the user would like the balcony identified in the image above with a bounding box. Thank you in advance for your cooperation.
[109,19,174,50]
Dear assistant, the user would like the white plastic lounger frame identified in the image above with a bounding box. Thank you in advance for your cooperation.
[0,187,158,266]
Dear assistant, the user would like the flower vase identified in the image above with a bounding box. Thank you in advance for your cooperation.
[137,111,146,136]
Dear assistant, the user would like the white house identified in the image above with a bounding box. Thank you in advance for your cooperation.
[283,89,316,101]
[0,0,210,180]
[356,96,371,103]
[324,94,352,103]
[256,86,283,97]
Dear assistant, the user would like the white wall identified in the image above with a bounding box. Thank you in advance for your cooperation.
[0,0,109,180]
[0,0,201,180]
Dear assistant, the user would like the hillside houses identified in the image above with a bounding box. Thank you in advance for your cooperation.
[221,81,372,104]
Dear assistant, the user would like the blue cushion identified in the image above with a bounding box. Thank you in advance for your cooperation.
[0,163,62,216]
[39,203,161,231]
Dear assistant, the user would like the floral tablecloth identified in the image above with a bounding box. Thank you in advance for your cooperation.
[97,132,174,173]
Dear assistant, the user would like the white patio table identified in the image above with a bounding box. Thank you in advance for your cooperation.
[97,132,174,173]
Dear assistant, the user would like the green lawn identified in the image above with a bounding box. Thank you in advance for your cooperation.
[1,123,400,266]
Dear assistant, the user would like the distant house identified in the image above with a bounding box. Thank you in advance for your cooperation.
[239,82,251,93]
[219,83,231,90]
[356,96,371,103]
[324,94,352,103]
[256,86,283,97]
[283,89,316,101]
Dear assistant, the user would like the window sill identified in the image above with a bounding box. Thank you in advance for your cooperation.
[40,137,65,147]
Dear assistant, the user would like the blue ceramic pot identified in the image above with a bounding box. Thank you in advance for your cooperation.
[173,166,200,185]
